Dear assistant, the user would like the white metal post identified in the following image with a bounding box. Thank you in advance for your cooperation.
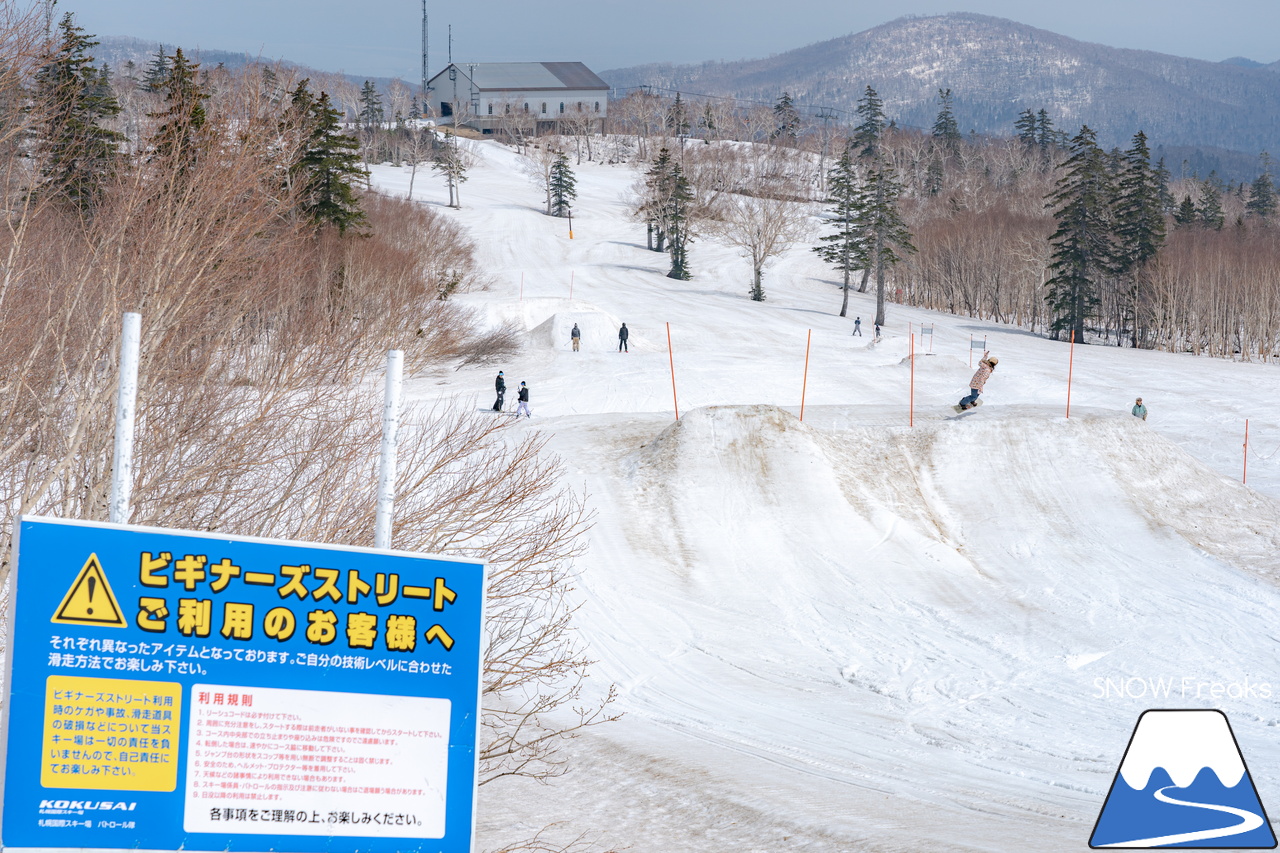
[375,350,404,549]
[109,312,142,525]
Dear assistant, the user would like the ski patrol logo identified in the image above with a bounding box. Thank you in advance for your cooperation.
[51,554,126,627]
[1090,709,1276,848]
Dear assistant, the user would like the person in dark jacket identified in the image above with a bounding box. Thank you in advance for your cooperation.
[618,323,629,353]
[571,323,581,352]
[493,371,506,411]
[853,317,862,336]
[516,381,532,418]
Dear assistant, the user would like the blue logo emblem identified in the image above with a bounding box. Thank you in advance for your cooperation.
[1091,710,1276,848]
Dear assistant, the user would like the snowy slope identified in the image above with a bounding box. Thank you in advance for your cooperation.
[370,143,1280,852]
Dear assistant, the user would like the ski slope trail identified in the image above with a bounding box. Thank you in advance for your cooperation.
[371,144,1280,851]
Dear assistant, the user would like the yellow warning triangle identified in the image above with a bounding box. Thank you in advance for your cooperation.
[51,554,126,627]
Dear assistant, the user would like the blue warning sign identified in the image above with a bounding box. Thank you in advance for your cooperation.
[1090,709,1276,848]
[0,516,485,853]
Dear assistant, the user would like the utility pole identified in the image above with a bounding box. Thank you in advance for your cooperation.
[420,0,428,116]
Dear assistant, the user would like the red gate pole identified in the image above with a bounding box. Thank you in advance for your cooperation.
[1244,419,1249,484]
[969,335,973,368]
[667,322,679,420]
[1066,329,1076,419]
[800,329,812,422]
[909,333,915,427]
[569,270,574,301]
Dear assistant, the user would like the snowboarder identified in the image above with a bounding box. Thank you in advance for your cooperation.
[957,352,997,410]
[853,317,862,336]
[571,323,581,352]
[493,370,506,412]
[516,381,532,418]
[618,322,629,353]
[1132,397,1148,420]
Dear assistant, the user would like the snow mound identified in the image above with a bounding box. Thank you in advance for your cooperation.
[529,308,629,352]
[576,405,1280,844]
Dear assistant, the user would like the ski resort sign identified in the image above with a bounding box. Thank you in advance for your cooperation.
[0,516,485,853]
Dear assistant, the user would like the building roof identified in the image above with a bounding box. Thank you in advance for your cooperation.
[429,62,609,93]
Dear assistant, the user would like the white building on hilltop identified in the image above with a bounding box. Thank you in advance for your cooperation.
[425,62,609,135]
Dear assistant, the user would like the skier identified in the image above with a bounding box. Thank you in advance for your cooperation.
[618,322,629,353]
[853,317,862,336]
[1131,397,1148,421]
[874,323,881,340]
[571,323,581,352]
[493,370,506,412]
[957,352,997,410]
[516,381,532,418]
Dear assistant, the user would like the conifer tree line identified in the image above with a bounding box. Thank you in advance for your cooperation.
[1,8,612,820]
[611,85,1280,359]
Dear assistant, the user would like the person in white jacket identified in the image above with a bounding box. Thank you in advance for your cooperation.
[958,353,997,410]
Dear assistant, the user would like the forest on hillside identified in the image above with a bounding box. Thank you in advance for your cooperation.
[589,89,1280,361]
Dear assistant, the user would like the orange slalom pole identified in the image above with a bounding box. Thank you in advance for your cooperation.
[800,329,812,422]
[1244,419,1249,484]
[909,333,915,427]
[1066,329,1076,419]
[667,322,679,420]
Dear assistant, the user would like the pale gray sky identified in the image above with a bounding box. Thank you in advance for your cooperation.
[69,0,1280,79]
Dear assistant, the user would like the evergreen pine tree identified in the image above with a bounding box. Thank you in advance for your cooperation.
[358,80,384,132]
[149,48,209,171]
[666,92,690,139]
[33,12,123,209]
[665,162,694,280]
[1197,176,1225,229]
[772,91,800,141]
[813,146,868,317]
[548,150,576,217]
[860,159,915,327]
[640,148,675,252]
[1173,195,1198,227]
[925,155,944,196]
[1246,153,1277,220]
[931,88,961,153]
[1014,109,1038,146]
[141,45,169,92]
[1044,125,1114,341]
[293,88,367,232]
[1035,109,1059,150]
[851,85,885,159]
[1113,131,1166,347]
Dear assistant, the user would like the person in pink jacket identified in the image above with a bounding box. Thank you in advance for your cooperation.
[958,352,998,410]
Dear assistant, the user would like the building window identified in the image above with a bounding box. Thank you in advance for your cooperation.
[541,102,547,114]
[575,101,583,112]
[594,101,600,112]
[523,103,529,113]
[559,102,565,114]
[487,103,493,115]
[505,104,511,115]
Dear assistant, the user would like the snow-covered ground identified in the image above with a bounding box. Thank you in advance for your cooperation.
[370,142,1280,852]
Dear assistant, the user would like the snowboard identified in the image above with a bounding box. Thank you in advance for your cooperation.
[952,399,983,413]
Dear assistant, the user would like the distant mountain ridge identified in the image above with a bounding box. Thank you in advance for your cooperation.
[602,14,1280,171]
